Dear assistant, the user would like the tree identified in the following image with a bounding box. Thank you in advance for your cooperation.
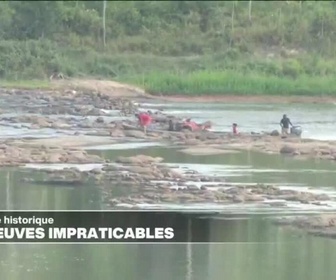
[9,1,64,39]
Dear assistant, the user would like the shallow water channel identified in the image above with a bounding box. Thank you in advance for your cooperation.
[1,144,336,280]
[140,101,336,141]
[1,100,336,279]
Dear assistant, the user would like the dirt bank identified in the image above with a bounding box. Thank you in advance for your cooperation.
[3,78,334,104]
[1,79,149,99]
[51,79,149,98]
[55,78,335,104]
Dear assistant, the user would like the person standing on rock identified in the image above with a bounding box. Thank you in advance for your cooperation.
[280,114,293,135]
[136,112,152,134]
[168,119,175,131]
[232,123,238,135]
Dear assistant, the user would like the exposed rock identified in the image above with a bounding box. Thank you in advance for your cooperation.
[127,166,157,176]
[184,139,200,145]
[280,145,296,154]
[232,195,244,203]
[116,155,163,165]
[270,130,280,136]
[110,129,125,137]
[274,215,336,239]
[124,130,146,138]
[96,117,104,123]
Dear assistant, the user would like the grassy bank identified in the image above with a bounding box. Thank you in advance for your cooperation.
[123,70,336,96]
[1,70,336,97]
[1,40,336,96]
[2,2,336,96]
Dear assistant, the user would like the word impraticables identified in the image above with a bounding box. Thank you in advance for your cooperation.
[49,227,174,239]
[0,227,175,240]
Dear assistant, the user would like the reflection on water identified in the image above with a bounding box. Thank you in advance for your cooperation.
[0,170,102,211]
[1,142,336,279]
[0,217,336,280]
[96,146,336,188]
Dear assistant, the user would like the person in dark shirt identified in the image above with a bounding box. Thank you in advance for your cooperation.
[168,119,175,131]
[280,114,292,135]
[232,123,238,135]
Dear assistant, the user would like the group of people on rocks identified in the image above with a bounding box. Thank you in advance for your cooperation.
[135,110,238,134]
[135,110,295,136]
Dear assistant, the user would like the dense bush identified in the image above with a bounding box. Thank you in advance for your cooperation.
[1,1,336,95]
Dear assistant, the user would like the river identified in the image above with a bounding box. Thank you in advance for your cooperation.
[140,101,336,140]
[1,101,336,279]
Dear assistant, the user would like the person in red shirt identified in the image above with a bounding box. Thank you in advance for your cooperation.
[232,123,238,135]
[136,112,152,134]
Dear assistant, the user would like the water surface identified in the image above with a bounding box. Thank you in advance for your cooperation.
[1,101,336,279]
[142,102,336,140]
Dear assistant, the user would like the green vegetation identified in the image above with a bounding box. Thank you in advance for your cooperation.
[129,71,336,96]
[2,1,336,95]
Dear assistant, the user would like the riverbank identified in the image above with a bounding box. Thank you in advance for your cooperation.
[2,78,336,104]
[1,81,336,164]
[0,79,147,98]
[1,82,336,238]
[125,70,336,97]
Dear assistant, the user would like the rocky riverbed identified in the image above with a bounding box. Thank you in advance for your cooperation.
[2,84,336,239]
[274,214,336,239]
[21,155,334,209]
[0,86,336,166]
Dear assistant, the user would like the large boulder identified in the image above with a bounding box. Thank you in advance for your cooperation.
[96,117,104,123]
[280,145,296,154]
[116,155,163,165]
[124,130,146,138]
[34,117,51,128]
[270,130,280,136]
[110,129,125,137]
[46,153,63,163]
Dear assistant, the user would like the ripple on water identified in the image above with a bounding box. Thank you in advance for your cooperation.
[84,142,164,151]
[167,163,336,176]
[20,154,336,213]
[0,125,83,139]
[22,163,104,171]
[124,201,336,214]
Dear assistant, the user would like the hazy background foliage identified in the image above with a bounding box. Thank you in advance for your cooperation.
[1,1,336,95]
